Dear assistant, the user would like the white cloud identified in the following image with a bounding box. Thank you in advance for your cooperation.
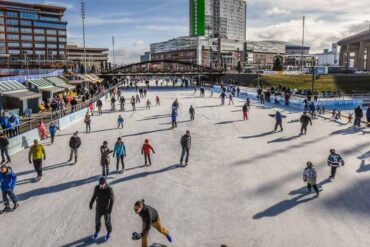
[132,40,145,46]
[44,1,74,9]
[265,8,290,16]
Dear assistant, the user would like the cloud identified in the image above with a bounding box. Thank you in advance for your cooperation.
[265,7,290,16]
[110,46,148,65]
[132,40,145,46]
[43,1,74,9]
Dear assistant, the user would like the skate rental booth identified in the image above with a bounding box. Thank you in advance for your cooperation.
[0,80,41,115]
[25,78,66,102]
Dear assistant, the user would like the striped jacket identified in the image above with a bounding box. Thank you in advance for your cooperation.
[303,167,317,184]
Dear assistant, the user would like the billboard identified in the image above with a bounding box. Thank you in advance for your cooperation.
[191,0,205,36]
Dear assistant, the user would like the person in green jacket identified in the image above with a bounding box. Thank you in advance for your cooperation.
[113,137,126,174]
[28,139,46,182]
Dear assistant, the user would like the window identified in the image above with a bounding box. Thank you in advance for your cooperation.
[59,37,66,42]
[0,17,4,25]
[8,42,20,47]
[34,21,66,29]
[47,44,57,49]
[6,19,18,25]
[34,36,45,41]
[40,16,60,21]
[46,29,57,35]
[6,27,19,33]
[35,43,45,48]
[59,51,65,55]
[34,29,45,34]
[21,28,32,33]
[6,12,18,18]
[47,36,57,42]
[0,11,4,16]
[21,35,33,41]
[8,49,20,55]
[23,50,33,55]
[0,26,4,32]
[20,20,32,26]
[22,43,33,48]
[7,34,19,40]
[0,42,5,48]
[20,12,38,20]
[58,30,66,36]
[0,33,5,40]
[59,44,65,49]
[35,50,45,55]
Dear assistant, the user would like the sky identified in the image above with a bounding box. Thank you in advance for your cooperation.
[12,0,370,65]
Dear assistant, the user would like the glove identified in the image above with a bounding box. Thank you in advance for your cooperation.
[132,232,142,240]
[89,204,93,210]
[29,160,32,164]
[43,156,46,160]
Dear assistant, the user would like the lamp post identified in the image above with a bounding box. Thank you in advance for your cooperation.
[81,0,87,73]
[112,36,115,69]
[301,15,305,72]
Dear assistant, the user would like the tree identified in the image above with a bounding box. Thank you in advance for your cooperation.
[273,56,284,71]
[80,64,85,74]
[237,61,242,73]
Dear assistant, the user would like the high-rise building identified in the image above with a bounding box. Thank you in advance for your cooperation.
[189,0,246,42]
[0,1,68,69]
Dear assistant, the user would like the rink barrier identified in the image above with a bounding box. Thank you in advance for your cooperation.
[8,128,39,155]
[58,108,89,129]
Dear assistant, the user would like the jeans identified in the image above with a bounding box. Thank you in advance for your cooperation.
[144,153,151,165]
[102,164,109,177]
[190,113,195,120]
[307,183,319,194]
[69,148,78,162]
[301,124,308,134]
[118,122,123,128]
[1,147,11,162]
[86,123,91,132]
[354,117,361,127]
[33,159,43,177]
[2,190,17,207]
[180,147,190,163]
[274,120,283,131]
[116,156,124,170]
[331,166,338,178]
[95,213,112,233]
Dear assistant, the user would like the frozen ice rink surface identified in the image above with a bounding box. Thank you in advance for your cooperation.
[2,89,370,247]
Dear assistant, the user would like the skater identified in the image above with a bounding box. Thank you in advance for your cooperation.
[119,96,126,111]
[246,98,251,110]
[303,162,319,197]
[354,105,363,127]
[89,177,114,241]
[300,112,312,135]
[68,132,81,164]
[146,100,152,110]
[39,120,47,140]
[117,115,124,129]
[89,101,94,115]
[193,86,197,94]
[0,164,18,213]
[131,96,136,111]
[100,141,113,178]
[260,92,265,104]
[155,96,160,106]
[172,99,179,111]
[366,105,370,126]
[136,94,140,103]
[189,105,195,121]
[327,149,344,180]
[85,112,92,133]
[228,94,234,105]
[210,88,214,97]
[141,139,155,166]
[180,130,191,166]
[0,133,11,164]
[171,109,178,128]
[96,99,103,115]
[113,137,126,174]
[242,103,249,120]
[219,91,226,105]
[143,88,147,98]
[111,96,116,111]
[270,111,285,132]
[132,199,172,247]
[28,139,46,182]
[309,102,316,118]
[48,122,60,144]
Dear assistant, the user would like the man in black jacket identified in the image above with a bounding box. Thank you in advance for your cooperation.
[0,133,11,164]
[180,130,191,167]
[68,132,81,164]
[132,199,172,247]
[354,106,363,127]
[300,112,312,135]
[90,177,114,241]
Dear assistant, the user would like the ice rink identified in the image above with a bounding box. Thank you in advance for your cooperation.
[2,88,370,247]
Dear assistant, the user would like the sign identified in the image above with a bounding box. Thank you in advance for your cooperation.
[191,0,205,36]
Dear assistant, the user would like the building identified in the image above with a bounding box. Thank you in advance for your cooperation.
[140,52,151,62]
[0,1,68,69]
[314,43,339,66]
[244,41,285,69]
[338,29,370,71]
[65,44,109,72]
[189,0,246,42]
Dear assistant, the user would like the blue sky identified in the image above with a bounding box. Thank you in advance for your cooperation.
[13,0,370,64]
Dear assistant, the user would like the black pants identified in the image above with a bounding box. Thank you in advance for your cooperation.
[144,153,151,165]
[2,190,17,207]
[331,166,338,178]
[274,120,283,131]
[69,148,78,162]
[180,147,190,163]
[307,183,319,194]
[118,122,123,128]
[1,147,11,162]
[301,124,308,134]
[172,120,177,128]
[95,212,112,233]
[33,159,43,177]
[116,156,124,170]
[102,164,109,177]
[367,116,370,125]
[190,114,194,120]
[50,134,55,143]
[354,117,361,127]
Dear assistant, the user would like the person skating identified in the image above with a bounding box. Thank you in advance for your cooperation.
[155,96,160,106]
[242,103,249,120]
[131,96,136,111]
[246,98,251,110]
[327,149,344,180]
[366,105,370,126]
[219,91,226,105]
[101,141,113,178]
[48,122,60,144]
[89,177,114,241]
[0,164,18,214]
[84,112,92,133]
[228,94,234,105]
[113,137,126,174]
[300,112,312,135]
[96,99,103,115]
[119,96,125,111]
[0,133,11,164]
[132,199,172,247]
[141,139,155,166]
[146,100,152,110]
[111,96,116,111]
[270,111,286,132]
[136,94,140,103]
[171,109,178,128]
[117,115,124,129]
[68,132,81,164]
[180,130,191,167]
[172,99,179,111]
[189,105,195,121]
[303,162,319,197]
[354,105,363,127]
[28,139,46,182]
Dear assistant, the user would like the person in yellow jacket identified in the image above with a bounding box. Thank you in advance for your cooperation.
[28,139,46,182]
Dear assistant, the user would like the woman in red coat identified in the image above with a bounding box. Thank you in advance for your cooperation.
[141,139,155,166]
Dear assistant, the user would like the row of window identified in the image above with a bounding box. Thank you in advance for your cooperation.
[5,34,66,42]
[0,11,61,21]
[0,42,65,49]
[7,50,64,55]
[34,21,66,29]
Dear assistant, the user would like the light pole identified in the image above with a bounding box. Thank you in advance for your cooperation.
[301,15,305,72]
[112,35,115,69]
[81,0,87,73]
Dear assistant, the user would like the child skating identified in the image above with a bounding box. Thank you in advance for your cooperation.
[117,115,124,128]
[141,139,155,166]
[303,161,319,197]
[146,100,152,110]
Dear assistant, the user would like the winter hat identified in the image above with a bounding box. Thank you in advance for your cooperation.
[99,177,106,185]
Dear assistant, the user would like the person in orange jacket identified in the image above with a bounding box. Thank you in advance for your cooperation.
[141,139,155,166]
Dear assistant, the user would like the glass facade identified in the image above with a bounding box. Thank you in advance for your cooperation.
[22,43,33,48]
[7,27,19,33]
[21,28,32,33]
[8,42,20,47]
[35,43,45,48]
[46,29,57,35]
[20,11,38,19]
[34,36,45,41]
[6,11,18,18]
[21,35,33,41]
[34,29,45,34]
[6,19,18,25]
[47,36,57,42]
[34,21,67,29]
[7,34,19,40]
[20,20,32,26]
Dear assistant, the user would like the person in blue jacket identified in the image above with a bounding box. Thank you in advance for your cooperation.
[171,109,178,128]
[48,122,60,144]
[7,114,19,138]
[0,164,18,213]
[269,111,286,132]
[0,112,9,136]
[366,106,370,126]
[113,137,126,173]
[117,115,124,129]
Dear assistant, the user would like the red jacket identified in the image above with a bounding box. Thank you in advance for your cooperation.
[142,139,154,154]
